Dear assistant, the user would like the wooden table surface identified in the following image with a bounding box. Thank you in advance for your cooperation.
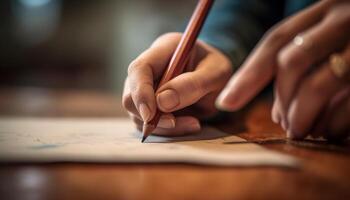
[0,87,349,200]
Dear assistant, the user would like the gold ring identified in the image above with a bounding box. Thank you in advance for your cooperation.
[293,34,314,52]
[329,54,350,83]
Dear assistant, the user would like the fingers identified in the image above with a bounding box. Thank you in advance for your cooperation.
[272,84,285,127]
[215,0,331,111]
[133,114,201,136]
[276,5,350,126]
[156,52,232,113]
[287,46,350,139]
[131,113,176,129]
[123,78,140,118]
[123,33,183,122]
[128,61,156,122]
[287,65,341,139]
[326,89,350,141]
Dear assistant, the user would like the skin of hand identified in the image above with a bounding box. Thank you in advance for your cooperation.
[216,0,350,140]
[122,32,233,136]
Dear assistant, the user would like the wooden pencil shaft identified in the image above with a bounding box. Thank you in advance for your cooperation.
[157,0,214,88]
[142,0,214,139]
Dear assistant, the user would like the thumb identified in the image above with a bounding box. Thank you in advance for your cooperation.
[156,56,232,113]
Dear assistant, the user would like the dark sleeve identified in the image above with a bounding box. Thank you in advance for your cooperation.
[199,0,284,68]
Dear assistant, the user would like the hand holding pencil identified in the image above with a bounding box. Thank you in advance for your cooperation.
[122,0,233,140]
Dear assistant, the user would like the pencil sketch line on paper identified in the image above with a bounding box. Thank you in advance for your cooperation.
[29,144,66,150]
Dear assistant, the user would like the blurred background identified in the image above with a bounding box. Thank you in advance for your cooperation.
[0,0,197,94]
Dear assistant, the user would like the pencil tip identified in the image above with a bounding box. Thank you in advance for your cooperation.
[141,136,147,143]
[141,123,155,143]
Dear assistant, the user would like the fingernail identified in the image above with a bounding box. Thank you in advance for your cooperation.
[187,121,201,132]
[139,103,151,122]
[282,116,290,131]
[158,116,175,129]
[157,89,179,111]
[271,112,280,124]
[281,119,287,131]
[215,89,238,111]
[271,116,278,124]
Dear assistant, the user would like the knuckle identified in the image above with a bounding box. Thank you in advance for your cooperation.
[218,56,234,76]
[127,59,144,75]
[158,32,182,41]
[326,4,350,30]
[277,49,295,69]
[223,62,233,76]
[213,63,233,88]
[151,32,182,48]
[263,25,290,47]
[122,93,133,110]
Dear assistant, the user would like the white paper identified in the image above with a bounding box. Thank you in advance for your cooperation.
[0,118,299,167]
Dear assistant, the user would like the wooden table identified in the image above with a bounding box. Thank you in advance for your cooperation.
[0,87,349,200]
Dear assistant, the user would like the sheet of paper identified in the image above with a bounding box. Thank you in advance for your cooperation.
[0,118,299,167]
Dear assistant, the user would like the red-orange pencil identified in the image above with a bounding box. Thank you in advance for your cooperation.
[142,0,214,142]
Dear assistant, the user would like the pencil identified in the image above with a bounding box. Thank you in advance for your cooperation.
[142,0,214,142]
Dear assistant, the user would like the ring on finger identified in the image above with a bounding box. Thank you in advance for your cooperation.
[293,34,315,53]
